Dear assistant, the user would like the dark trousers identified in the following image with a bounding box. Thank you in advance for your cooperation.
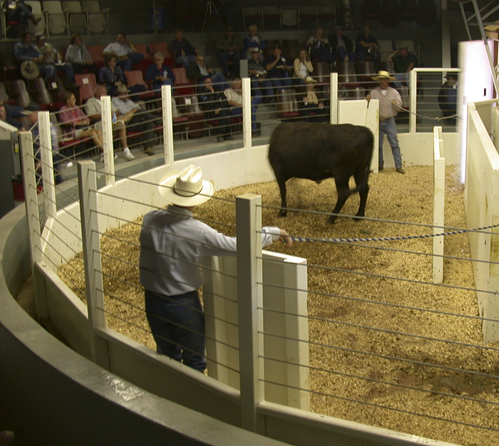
[145,289,206,372]
[71,62,99,77]
[128,111,157,147]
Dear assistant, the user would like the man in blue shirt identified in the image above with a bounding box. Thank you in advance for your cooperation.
[264,44,292,90]
[139,164,292,372]
[13,31,56,78]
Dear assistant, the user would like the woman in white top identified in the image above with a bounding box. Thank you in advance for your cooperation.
[293,49,313,86]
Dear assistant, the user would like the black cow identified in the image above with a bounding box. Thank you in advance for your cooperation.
[268,122,374,224]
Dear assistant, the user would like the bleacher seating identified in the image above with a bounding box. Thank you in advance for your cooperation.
[25,1,45,34]
[242,6,262,29]
[6,79,31,107]
[86,44,105,69]
[43,1,67,36]
[74,72,96,104]
[262,6,280,30]
[63,1,87,35]
[171,67,194,97]
[82,1,109,34]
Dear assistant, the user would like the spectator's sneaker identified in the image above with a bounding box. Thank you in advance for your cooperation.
[144,147,155,156]
[62,161,73,169]
[217,136,224,143]
[123,148,135,161]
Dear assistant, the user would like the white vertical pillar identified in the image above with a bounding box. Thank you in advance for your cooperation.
[409,70,417,134]
[101,95,115,186]
[38,111,56,219]
[162,84,174,166]
[236,194,263,433]
[242,77,252,148]
[20,131,49,320]
[78,160,109,369]
[433,127,445,284]
[330,72,338,124]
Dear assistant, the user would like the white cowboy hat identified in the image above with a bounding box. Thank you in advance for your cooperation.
[371,70,395,81]
[158,164,215,206]
[116,83,131,94]
[304,76,317,84]
[20,61,40,80]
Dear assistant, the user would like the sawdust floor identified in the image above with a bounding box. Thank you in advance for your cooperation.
[59,166,499,446]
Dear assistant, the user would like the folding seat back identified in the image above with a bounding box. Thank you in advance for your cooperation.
[25,1,45,34]
[63,1,87,34]
[276,88,300,119]
[82,1,109,33]
[43,1,67,35]
[74,72,96,104]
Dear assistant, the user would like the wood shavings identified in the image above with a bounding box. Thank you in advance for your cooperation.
[59,166,499,446]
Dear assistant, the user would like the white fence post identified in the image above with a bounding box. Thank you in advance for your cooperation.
[409,69,417,134]
[20,131,49,320]
[242,77,252,148]
[330,72,338,124]
[162,84,174,166]
[433,126,445,284]
[78,160,110,369]
[38,111,56,219]
[236,194,263,433]
[101,95,115,187]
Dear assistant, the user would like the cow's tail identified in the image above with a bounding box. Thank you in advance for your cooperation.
[347,129,374,196]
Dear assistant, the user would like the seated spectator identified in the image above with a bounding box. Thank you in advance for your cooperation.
[306,26,333,64]
[248,49,274,103]
[329,25,355,62]
[112,84,158,156]
[224,78,261,137]
[35,33,74,85]
[99,54,128,97]
[296,77,329,122]
[0,103,23,129]
[103,33,144,72]
[243,25,266,60]
[145,52,175,92]
[169,28,197,70]
[293,49,314,86]
[3,0,41,29]
[438,73,458,125]
[85,84,134,161]
[23,104,65,182]
[187,54,228,92]
[59,91,104,154]
[13,31,55,78]
[355,25,379,62]
[198,78,233,143]
[216,26,243,77]
[64,34,98,77]
[265,44,292,90]
[386,43,417,88]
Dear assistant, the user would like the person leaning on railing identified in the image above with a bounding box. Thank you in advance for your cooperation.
[139,165,292,372]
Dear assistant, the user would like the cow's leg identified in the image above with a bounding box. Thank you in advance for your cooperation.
[328,176,350,224]
[353,170,370,221]
[275,175,288,217]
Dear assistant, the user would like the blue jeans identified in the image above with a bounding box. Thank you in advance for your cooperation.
[145,289,206,372]
[176,55,196,70]
[56,62,74,83]
[119,52,144,72]
[251,78,273,100]
[40,64,56,78]
[231,94,261,132]
[393,72,411,88]
[220,51,240,75]
[333,47,355,62]
[270,77,292,89]
[379,118,402,169]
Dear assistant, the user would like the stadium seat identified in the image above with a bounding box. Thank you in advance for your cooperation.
[74,72,96,104]
[171,67,194,97]
[43,1,67,35]
[86,44,104,69]
[262,5,280,29]
[276,88,300,120]
[25,1,45,34]
[148,42,174,67]
[63,1,87,34]
[82,1,109,33]
[242,6,262,29]
[6,79,31,107]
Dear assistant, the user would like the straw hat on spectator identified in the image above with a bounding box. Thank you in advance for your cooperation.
[371,70,395,81]
[158,164,215,206]
[20,61,40,80]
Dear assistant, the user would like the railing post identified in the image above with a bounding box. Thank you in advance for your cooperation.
[330,72,338,124]
[20,131,49,320]
[433,126,445,284]
[162,84,174,166]
[78,160,110,369]
[101,95,115,186]
[242,77,252,148]
[236,194,263,433]
[409,69,417,134]
[38,111,56,219]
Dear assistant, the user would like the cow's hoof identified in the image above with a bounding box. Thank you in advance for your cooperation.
[278,210,287,218]
[326,216,336,224]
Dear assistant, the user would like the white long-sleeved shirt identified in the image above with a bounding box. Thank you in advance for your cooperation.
[139,205,281,296]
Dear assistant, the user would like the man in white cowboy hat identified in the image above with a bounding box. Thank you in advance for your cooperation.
[366,71,405,174]
[34,33,74,86]
[139,164,292,372]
